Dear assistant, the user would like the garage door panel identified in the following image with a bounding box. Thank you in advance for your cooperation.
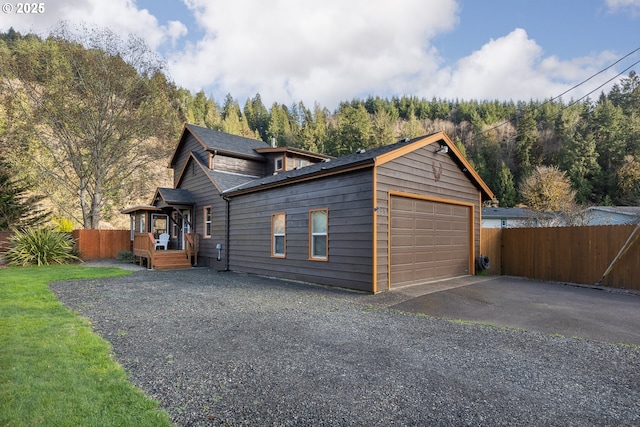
[435,203,452,215]
[415,218,434,230]
[391,216,415,230]
[452,220,467,231]
[435,235,454,245]
[415,235,435,246]
[435,220,452,231]
[453,205,468,216]
[390,196,471,288]
[392,234,416,247]
[393,197,415,212]
[453,235,468,245]
[414,250,435,263]
[415,201,434,214]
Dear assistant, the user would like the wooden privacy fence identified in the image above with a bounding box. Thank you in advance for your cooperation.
[479,228,502,276]
[72,229,131,260]
[481,225,639,291]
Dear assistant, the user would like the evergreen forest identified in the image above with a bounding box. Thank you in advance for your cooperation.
[1,28,639,228]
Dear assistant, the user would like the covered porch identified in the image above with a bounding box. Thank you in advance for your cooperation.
[121,188,199,270]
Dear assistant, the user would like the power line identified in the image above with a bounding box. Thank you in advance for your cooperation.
[563,57,640,108]
[473,45,640,139]
[549,46,640,103]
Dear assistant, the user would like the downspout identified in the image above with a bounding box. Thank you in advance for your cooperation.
[223,195,231,271]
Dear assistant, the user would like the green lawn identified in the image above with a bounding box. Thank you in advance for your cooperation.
[0,265,172,427]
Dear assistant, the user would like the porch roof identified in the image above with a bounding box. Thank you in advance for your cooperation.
[121,205,162,214]
[154,188,196,205]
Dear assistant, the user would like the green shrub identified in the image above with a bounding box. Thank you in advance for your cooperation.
[5,227,80,266]
[53,217,76,232]
[116,250,132,261]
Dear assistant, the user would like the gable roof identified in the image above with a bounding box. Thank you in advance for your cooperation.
[175,151,260,193]
[224,132,495,200]
[153,187,195,205]
[169,123,269,167]
[586,206,640,225]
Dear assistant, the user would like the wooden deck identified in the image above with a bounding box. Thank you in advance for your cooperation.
[132,233,197,270]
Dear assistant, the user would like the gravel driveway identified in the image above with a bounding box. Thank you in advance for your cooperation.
[50,267,640,426]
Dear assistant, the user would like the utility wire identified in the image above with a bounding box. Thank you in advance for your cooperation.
[563,57,640,108]
[474,45,640,139]
[549,45,640,103]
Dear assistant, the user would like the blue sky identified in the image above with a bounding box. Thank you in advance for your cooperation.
[2,0,639,110]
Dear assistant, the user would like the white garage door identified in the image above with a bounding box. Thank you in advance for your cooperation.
[390,196,471,288]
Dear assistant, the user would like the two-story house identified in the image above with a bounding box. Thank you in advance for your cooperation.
[123,124,494,292]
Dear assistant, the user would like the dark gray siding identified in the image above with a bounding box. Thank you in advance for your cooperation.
[178,158,227,270]
[228,169,375,291]
[173,134,206,187]
[214,154,264,176]
[375,141,482,291]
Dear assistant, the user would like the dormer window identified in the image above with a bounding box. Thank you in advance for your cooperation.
[294,158,309,169]
[275,157,284,171]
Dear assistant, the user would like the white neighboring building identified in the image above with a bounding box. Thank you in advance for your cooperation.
[482,206,640,228]
[584,206,640,225]
[482,207,545,228]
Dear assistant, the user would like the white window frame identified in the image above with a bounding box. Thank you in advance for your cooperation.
[272,212,286,257]
[204,206,212,238]
[139,214,146,233]
[309,209,328,261]
[275,157,284,171]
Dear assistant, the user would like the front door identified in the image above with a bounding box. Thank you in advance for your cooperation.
[181,209,191,250]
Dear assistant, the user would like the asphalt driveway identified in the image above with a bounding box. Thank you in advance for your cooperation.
[369,275,640,346]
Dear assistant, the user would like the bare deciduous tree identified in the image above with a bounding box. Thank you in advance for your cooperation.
[2,23,179,228]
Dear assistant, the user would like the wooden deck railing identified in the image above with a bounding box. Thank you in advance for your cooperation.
[185,232,198,266]
[132,232,198,269]
[132,232,155,268]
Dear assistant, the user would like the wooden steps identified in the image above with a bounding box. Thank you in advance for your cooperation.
[152,250,192,270]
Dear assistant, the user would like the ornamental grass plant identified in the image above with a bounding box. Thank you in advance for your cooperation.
[5,227,79,266]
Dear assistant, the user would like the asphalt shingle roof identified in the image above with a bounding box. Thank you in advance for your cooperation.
[186,124,269,160]
[157,188,195,205]
[224,136,427,194]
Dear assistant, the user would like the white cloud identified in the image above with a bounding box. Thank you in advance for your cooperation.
[423,29,622,103]
[604,0,640,13]
[0,0,630,109]
[0,0,187,50]
[169,0,460,107]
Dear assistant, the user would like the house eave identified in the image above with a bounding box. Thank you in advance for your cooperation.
[121,205,162,214]
[254,147,334,161]
[207,148,266,162]
[374,132,495,201]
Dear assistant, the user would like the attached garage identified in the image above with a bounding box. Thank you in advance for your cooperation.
[374,134,494,292]
[390,194,473,288]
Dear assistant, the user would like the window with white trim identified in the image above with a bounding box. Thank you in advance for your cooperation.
[272,213,286,257]
[309,209,328,260]
[275,157,284,171]
[204,206,212,238]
